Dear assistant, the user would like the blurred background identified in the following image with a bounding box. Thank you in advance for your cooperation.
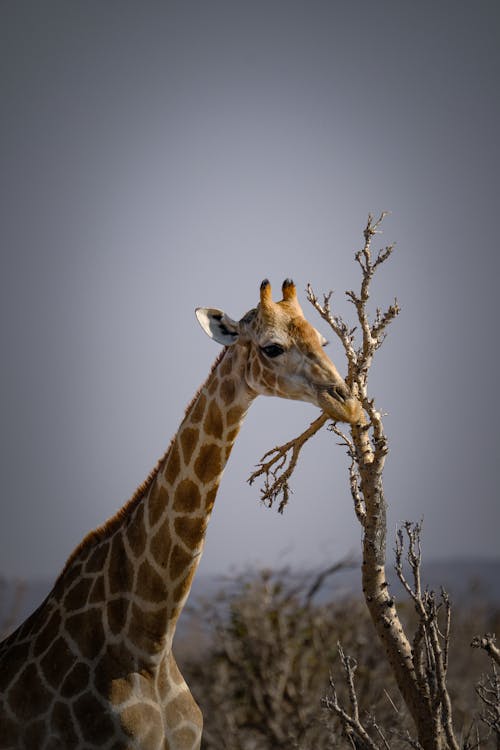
[0,2,498,609]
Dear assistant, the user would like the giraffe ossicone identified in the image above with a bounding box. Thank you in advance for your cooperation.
[0,279,363,750]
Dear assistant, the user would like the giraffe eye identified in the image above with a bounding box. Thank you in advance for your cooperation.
[261,343,285,358]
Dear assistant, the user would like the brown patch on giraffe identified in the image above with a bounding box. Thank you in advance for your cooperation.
[85,539,110,574]
[128,602,167,654]
[33,609,62,657]
[73,692,115,743]
[110,676,134,705]
[40,635,76,689]
[164,689,202,727]
[50,701,79,745]
[107,596,129,635]
[194,443,222,484]
[226,405,244,426]
[169,544,194,582]
[60,661,91,699]
[88,574,106,604]
[252,357,261,380]
[220,376,236,406]
[64,576,94,612]
[164,441,181,485]
[121,703,162,742]
[262,368,278,390]
[173,478,201,513]
[9,663,52,721]
[137,558,169,603]
[220,351,233,377]
[180,426,199,464]
[149,521,172,569]
[190,392,207,424]
[204,399,223,437]
[174,516,206,551]
[22,720,46,748]
[142,723,166,750]
[65,607,106,660]
[108,533,135,596]
[148,483,169,527]
[127,502,147,557]
[208,376,219,396]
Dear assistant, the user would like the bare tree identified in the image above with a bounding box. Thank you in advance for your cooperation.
[249,214,496,750]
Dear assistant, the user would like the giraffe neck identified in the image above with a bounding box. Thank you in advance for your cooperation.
[138,343,256,639]
[47,344,256,667]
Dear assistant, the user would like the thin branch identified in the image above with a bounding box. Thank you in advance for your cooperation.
[306,285,358,371]
[247,414,327,512]
[329,423,366,522]
[322,643,381,750]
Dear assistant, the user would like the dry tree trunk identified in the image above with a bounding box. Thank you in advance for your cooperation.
[249,214,463,750]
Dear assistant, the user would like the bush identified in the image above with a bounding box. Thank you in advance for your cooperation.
[177,568,499,750]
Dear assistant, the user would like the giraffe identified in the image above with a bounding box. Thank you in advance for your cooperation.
[0,279,364,750]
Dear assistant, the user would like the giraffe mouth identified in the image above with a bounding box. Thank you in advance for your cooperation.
[318,386,363,425]
[325,384,348,404]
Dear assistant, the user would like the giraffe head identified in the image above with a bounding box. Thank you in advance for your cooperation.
[196,279,363,424]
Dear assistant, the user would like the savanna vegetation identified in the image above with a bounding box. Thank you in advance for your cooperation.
[176,564,499,750]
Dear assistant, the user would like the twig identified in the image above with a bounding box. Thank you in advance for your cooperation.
[247,414,327,512]
[322,643,380,750]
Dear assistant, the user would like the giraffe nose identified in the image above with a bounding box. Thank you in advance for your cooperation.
[327,383,350,404]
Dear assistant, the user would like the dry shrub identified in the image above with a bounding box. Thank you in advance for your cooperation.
[177,568,499,750]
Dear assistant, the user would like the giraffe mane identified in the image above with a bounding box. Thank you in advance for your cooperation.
[54,349,228,588]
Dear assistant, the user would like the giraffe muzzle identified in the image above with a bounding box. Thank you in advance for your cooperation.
[326,384,349,404]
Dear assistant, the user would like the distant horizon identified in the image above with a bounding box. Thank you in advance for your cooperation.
[2,553,499,585]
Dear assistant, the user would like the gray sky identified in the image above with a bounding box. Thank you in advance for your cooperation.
[1,1,499,581]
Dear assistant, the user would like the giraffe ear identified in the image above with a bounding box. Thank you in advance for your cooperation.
[195,308,240,346]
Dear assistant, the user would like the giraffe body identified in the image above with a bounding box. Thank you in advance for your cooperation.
[0,280,363,749]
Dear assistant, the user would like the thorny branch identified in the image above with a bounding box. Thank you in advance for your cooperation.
[322,643,381,750]
[249,212,398,511]
[394,522,459,750]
